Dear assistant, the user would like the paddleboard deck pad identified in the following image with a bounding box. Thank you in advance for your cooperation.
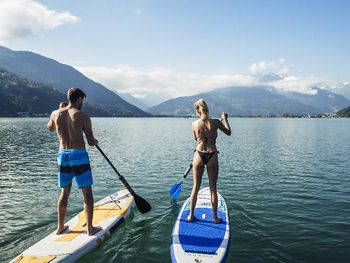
[11,189,134,263]
[171,187,230,263]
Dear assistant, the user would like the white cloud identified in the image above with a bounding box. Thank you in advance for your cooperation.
[0,0,79,44]
[249,58,289,77]
[76,59,340,100]
[272,76,321,95]
[76,65,257,98]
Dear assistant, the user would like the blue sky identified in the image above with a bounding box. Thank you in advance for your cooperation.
[0,0,349,101]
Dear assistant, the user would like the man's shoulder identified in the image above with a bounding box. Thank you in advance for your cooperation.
[50,109,59,118]
[71,110,89,120]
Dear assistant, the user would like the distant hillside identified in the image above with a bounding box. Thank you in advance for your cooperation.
[117,92,149,111]
[333,84,350,100]
[282,88,350,113]
[0,69,110,117]
[0,46,150,117]
[337,105,350,117]
[149,86,322,117]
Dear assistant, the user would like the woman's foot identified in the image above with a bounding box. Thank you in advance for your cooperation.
[213,216,222,224]
[56,225,69,235]
[187,214,194,222]
[87,226,102,236]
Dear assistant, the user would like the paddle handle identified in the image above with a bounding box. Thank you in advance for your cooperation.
[183,163,193,179]
[96,144,135,195]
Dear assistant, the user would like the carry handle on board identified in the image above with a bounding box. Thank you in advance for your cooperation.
[96,144,151,214]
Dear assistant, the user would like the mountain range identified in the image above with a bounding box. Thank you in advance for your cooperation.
[0,69,109,117]
[148,86,350,117]
[117,92,149,111]
[1,45,349,117]
[0,46,149,117]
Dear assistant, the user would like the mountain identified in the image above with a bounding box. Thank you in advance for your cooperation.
[333,84,350,100]
[0,46,150,117]
[337,106,350,117]
[149,86,322,117]
[0,69,110,117]
[137,93,171,108]
[282,88,350,113]
[117,92,149,111]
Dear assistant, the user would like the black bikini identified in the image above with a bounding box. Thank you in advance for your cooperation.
[196,135,218,165]
[196,150,218,165]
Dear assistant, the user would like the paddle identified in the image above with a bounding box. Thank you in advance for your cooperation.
[169,163,193,200]
[96,144,151,214]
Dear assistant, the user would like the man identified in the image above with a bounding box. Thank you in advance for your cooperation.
[47,87,101,236]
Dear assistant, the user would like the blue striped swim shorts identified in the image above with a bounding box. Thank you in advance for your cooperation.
[57,149,93,188]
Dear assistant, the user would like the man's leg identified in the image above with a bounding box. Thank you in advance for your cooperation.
[81,186,101,235]
[56,184,71,234]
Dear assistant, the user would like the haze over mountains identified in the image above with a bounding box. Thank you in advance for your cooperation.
[149,86,350,117]
[0,46,149,117]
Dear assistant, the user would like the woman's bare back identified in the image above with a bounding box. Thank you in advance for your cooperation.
[193,118,220,152]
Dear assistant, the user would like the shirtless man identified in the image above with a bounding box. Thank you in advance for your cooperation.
[47,87,101,236]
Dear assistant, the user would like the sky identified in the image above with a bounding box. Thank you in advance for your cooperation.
[0,0,349,102]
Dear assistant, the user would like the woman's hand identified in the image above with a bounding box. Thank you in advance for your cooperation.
[221,112,228,120]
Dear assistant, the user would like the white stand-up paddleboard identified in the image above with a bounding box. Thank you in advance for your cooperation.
[171,187,230,263]
[11,189,134,263]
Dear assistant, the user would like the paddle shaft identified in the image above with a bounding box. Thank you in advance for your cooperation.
[95,144,135,195]
[183,163,193,179]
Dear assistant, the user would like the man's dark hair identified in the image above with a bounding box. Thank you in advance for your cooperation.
[67,87,86,103]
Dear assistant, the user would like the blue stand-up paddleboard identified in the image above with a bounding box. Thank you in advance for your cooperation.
[171,187,230,263]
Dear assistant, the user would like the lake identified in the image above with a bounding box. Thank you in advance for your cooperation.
[0,117,349,262]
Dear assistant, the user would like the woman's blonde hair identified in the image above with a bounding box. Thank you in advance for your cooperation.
[194,99,209,121]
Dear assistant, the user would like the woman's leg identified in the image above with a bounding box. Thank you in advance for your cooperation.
[207,153,220,223]
[188,152,204,221]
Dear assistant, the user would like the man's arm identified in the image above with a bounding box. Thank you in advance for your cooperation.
[83,114,97,146]
[47,111,57,132]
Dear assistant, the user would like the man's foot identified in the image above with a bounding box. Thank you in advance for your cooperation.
[187,214,194,222]
[213,217,222,224]
[87,226,102,236]
[56,225,69,235]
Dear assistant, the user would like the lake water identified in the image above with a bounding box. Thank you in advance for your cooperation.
[0,118,349,262]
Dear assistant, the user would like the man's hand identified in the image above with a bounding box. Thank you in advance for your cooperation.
[59,102,68,109]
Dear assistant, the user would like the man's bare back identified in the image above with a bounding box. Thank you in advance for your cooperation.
[48,104,96,149]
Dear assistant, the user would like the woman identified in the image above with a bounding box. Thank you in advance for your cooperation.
[188,99,231,223]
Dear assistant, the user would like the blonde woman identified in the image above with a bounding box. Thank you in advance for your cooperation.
[188,99,231,223]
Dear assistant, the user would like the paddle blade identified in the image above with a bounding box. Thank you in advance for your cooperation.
[133,193,152,214]
[169,180,182,197]
[169,181,182,200]
[171,183,182,200]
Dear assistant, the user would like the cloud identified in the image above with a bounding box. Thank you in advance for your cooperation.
[249,58,289,77]
[0,0,79,44]
[76,59,338,100]
[76,65,257,98]
[272,76,321,95]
